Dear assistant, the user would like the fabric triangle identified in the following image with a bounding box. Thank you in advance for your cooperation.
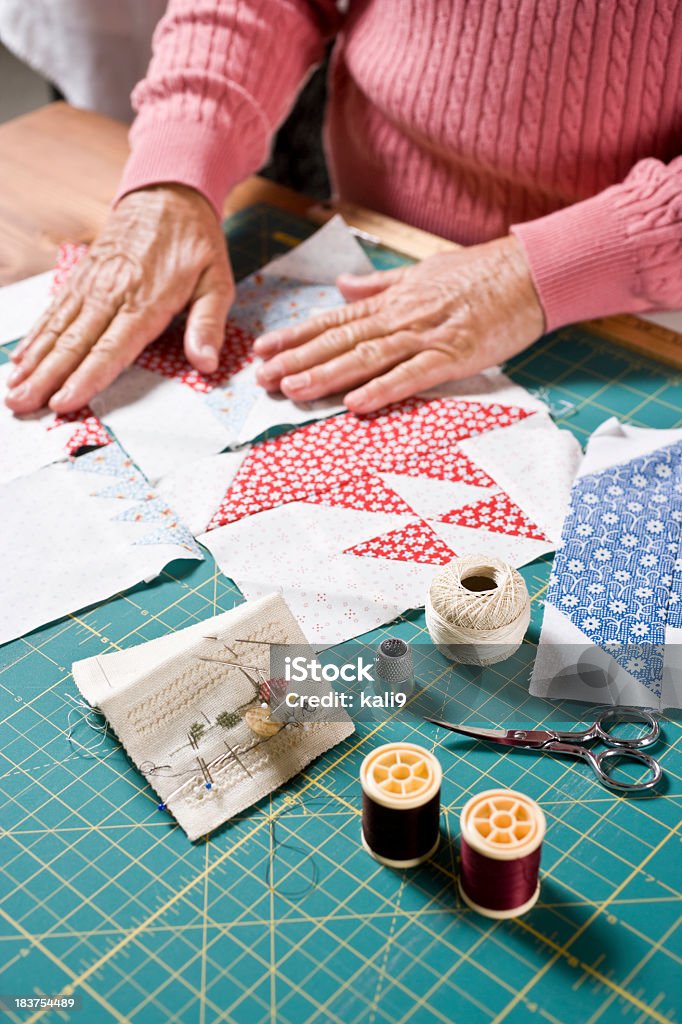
[111,496,202,556]
[68,444,141,480]
[304,471,415,515]
[260,216,373,283]
[135,321,253,393]
[343,520,456,565]
[432,520,552,567]
[204,372,260,434]
[133,522,201,555]
[48,405,110,455]
[206,398,528,528]
[379,474,498,521]
[95,477,157,502]
[358,397,533,448]
[438,491,549,540]
[206,418,364,528]
[229,277,344,337]
[64,417,111,454]
[114,497,173,524]
[207,446,319,528]
[370,445,497,484]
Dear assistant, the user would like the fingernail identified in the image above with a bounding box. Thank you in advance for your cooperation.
[258,359,282,382]
[282,372,311,392]
[346,388,369,411]
[6,366,22,385]
[198,345,218,372]
[257,330,281,346]
[51,385,72,404]
[8,383,28,399]
[254,332,284,356]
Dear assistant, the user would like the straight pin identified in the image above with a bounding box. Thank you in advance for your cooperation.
[224,740,253,779]
[234,638,279,645]
[197,656,261,671]
[197,756,214,787]
[201,636,238,655]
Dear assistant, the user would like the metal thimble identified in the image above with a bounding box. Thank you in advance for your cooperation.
[374,638,414,694]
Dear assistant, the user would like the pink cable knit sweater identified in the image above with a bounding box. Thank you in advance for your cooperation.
[116,0,682,332]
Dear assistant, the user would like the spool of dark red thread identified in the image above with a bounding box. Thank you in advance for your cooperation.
[360,742,442,868]
[458,789,545,918]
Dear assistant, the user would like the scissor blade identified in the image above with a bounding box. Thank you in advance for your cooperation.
[424,718,506,738]
[424,718,551,748]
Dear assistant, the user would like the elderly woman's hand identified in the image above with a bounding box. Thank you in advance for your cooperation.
[5,184,233,414]
[253,236,544,413]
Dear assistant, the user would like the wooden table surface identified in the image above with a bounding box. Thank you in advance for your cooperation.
[0,103,313,285]
[0,102,679,367]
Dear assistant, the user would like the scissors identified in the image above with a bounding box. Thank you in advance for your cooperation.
[425,707,663,793]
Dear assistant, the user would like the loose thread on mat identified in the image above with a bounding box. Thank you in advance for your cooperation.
[265,798,338,899]
[64,692,109,757]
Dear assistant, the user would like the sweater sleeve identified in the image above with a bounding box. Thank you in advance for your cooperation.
[511,157,682,331]
[114,0,339,216]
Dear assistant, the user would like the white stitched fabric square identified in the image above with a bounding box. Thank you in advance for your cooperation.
[72,594,355,840]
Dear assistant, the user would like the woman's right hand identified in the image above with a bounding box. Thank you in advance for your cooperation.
[5,183,234,415]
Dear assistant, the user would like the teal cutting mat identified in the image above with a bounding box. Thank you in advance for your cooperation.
[1,204,680,1024]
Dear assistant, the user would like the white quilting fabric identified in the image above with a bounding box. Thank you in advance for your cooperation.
[0,442,202,646]
[72,594,355,840]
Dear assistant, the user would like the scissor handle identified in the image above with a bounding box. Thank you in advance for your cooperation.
[590,747,663,792]
[593,707,660,749]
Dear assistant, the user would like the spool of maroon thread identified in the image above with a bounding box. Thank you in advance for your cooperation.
[360,742,442,868]
[458,789,546,918]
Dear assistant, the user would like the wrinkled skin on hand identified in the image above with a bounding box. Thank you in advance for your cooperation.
[5,184,234,414]
[253,235,545,413]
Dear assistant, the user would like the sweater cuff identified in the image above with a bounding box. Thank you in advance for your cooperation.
[114,112,249,218]
[511,191,643,332]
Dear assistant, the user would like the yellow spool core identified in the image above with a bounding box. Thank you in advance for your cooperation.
[459,789,546,918]
[461,789,545,858]
[360,742,442,810]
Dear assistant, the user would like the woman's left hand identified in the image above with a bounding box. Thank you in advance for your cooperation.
[253,235,545,414]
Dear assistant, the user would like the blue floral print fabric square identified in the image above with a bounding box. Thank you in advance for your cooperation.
[546,440,682,699]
